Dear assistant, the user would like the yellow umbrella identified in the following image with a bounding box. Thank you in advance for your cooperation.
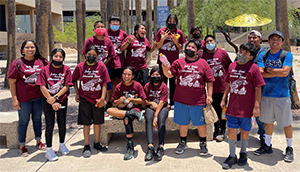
[225,14,272,27]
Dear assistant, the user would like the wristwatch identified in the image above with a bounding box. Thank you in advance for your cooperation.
[264,66,269,73]
[54,94,59,100]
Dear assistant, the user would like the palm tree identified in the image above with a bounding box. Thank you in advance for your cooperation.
[125,0,130,33]
[76,0,85,63]
[131,0,134,32]
[135,0,142,24]
[168,0,174,10]
[4,0,16,88]
[153,0,158,36]
[47,0,54,55]
[100,0,107,27]
[119,0,125,30]
[186,0,195,40]
[146,0,152,65]
[35,0,49,58]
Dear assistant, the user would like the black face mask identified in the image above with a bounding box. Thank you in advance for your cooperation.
[52,60,63,66]
[87,56,96,64]
[193,33,201,39]
[167,23,176,30]
[185,49,196,57]
[150,76,161,83]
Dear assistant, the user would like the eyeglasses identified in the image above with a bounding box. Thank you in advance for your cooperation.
[111,21,120,24]
[24,46,36,49]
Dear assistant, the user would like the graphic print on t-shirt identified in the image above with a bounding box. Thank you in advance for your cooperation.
[149,90,161,104]
[81,68,102,91]
[161,42,176,51]
[179,65,201,87]
[265,59,282,68]
[108,35,122,54]
[229,69,248,95]
[48,73,65,94]
[206,58,223,77]
[131,40,146,58]
[94,44,108,63]
[23,65,41,83]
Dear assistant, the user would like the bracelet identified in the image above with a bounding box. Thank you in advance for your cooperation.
[126,40,130,44]
[54,94,59,100]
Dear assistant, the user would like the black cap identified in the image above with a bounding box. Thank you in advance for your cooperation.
[109,15,121,24]
[268,31,284,41]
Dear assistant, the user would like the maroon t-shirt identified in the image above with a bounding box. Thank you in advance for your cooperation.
[122,35,152,70]
[202,49,232,94]
[7,57,49,103]
[36,64,73,103]
[144,82,169,108]
[112,81,146,111]
[105,28,127,69]
[226,61,265,118]
[81,36,117,66]
[153,28,187,64]
[170,57,215,105]
[72,61,111,104]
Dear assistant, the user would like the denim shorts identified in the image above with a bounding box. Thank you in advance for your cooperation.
[174,101,206,126]
[227,115,252,131]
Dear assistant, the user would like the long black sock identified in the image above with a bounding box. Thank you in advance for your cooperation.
[200,136,206,144]
[180,136,187,143]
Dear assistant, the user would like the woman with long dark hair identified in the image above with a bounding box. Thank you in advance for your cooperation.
[7,39,49,156]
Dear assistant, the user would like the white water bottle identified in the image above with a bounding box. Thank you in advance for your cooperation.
[159,53,170,66]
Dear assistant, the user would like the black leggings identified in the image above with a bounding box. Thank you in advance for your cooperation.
[42,97,68,148]
[145,107,169,145]
[212,93,226,132]
[159,64,176,106]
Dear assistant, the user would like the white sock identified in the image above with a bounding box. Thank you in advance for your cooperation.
[265,134,272,146]
[286,138,292,147]
[47,147,52,152]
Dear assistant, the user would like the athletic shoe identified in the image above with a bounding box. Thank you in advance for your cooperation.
[222,155,237,169]
[59,143,69,155]
[133,111,143,123]
[124,141,135,160]
[36,141,47,151]
[199,142,208,156]
[93,142,108,152]
[253,143,273,156]
[45,149,58,161]
[82,145,92,158]
[144,146,155,161]
[154,146,164,161]
[215,134,225,142]
[238,152,247,166]
[284,147,294,162]
[175,141,188,154]
[19,146,29,157]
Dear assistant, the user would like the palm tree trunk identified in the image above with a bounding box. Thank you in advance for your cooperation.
[131,0,134,31]
[146,0,152,65]
[76,0,85,63]
[119,0,125,30]
[36,0,49,58]
[186,0,195,40]
[48,0,54,55]
[100,0,107,27]
[135,0,142,24]
[4,0,16,88]
[82,0,86,43]
[168,0,174,10]
[125,0,129,33]
[153,0,158,36]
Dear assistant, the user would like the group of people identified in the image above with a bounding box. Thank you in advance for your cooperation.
[7,13,294,169]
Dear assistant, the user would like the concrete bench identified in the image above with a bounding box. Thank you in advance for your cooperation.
[100,111,213,145]
[0,112,35,149]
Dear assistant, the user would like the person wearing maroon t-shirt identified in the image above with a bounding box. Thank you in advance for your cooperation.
[107,67,146,160]
[73,46,110,158]
[162,40,214,156]
[7,39,48,157]
[154,14,187,108]
[202,35,232,142]
[144,66,169,161]
[105,15,128,109]
[220,43,265,169]
[36,48,73,161]
[120,24,157,86]
[190,26,205,58]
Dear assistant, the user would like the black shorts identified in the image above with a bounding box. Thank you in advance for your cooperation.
[109,68,123,79]
[78,97,104,125]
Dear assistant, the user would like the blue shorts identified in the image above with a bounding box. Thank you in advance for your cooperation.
[227,115,252,131]
[106,67,112,90]
[174,101,206,126]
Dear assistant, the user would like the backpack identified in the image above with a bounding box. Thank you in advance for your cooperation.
[17,58,47,71]
[262,50,296,92]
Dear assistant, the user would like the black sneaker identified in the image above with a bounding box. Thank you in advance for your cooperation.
[222,155,237,169]
[238,152,247,166]
[284,147,294,162]
[199,142,208,156]
[124,141,135,160]
[82,145,91,158]
[93,142,108,152]
[253,143,273,156]
[175,141,188,154]
[213,129,220,140]
[126,110,143,123]
[154,146,164,161]
[144,146,155,161]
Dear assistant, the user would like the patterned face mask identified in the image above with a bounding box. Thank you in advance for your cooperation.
[236,53,248,63]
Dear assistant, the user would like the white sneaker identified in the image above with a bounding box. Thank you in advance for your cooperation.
[59,143,69,155]
[45,149,58,161]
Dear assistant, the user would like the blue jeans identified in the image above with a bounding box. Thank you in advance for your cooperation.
[18,97,43,145]
[256,116,265,139]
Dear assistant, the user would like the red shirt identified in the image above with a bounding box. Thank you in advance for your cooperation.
[153,28,187,64]
[105,28,127,69]
[81,36,117,66]
[122,35,152,70]
[170,57,215,105]
[72,61,111,104]
[226,62,265,118]
[144,82,169,108]
[202,49,232,94]
[36,64,73,103]
[7,57,49,102]
[112,81,146,111]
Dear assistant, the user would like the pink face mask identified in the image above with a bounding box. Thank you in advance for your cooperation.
[94,28,106,36]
